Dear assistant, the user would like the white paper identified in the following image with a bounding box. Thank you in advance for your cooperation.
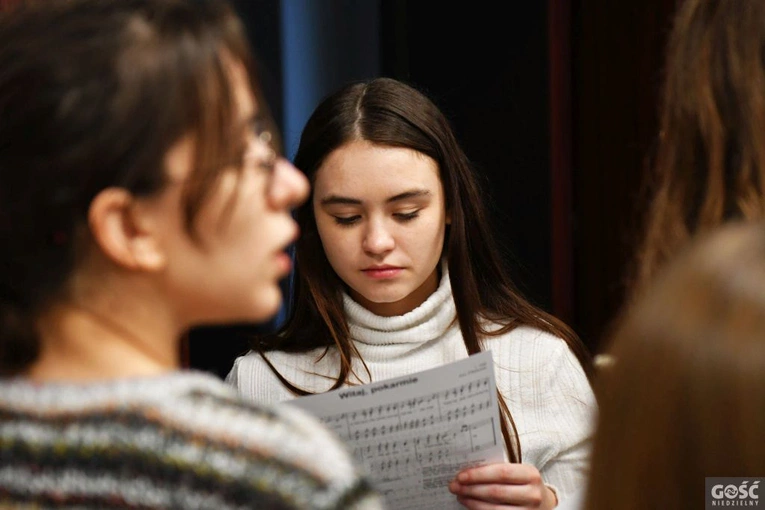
[287,351,505,510]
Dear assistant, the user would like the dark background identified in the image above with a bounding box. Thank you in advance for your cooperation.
[187,0,681,379]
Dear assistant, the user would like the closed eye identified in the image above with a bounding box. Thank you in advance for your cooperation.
[394,211,420,222]
[333,215,361,226]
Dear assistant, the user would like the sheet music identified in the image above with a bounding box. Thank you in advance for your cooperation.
[287,351,505,510]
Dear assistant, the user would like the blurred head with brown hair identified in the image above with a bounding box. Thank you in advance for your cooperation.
[587,220,765,510]
[634,0,765,293]
[0,0,309,379]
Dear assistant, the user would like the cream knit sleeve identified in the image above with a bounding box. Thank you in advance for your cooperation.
[492,328,597,505]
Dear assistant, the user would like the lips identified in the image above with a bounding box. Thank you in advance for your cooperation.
[274,251,292,274]
[361,266,403,279]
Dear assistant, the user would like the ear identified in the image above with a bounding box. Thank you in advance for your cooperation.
[445,209,452,225]
[88,188,166,272]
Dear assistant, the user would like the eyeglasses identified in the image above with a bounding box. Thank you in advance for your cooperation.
[245,117,278,175]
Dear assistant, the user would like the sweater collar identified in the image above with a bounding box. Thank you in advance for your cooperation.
[343,266,457,345]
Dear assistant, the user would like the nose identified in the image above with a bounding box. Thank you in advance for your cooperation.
[268,157,310,211]
[362,219,395,255]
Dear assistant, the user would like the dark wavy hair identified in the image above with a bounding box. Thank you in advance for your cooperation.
[0,0,272,376]
[254,77,593,463]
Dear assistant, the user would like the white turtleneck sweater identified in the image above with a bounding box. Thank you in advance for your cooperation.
[227,271,596,504]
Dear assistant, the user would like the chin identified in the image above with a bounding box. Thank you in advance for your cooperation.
[357,290,410,305]
[248,288,283,323]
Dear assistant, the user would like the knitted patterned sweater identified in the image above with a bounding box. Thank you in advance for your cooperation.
[0,371,385,509]
[227,269,597,505]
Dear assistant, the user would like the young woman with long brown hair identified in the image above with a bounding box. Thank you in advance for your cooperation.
[229,77,596,509]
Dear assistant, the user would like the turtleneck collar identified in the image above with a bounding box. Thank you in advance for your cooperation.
[342,265,457,346]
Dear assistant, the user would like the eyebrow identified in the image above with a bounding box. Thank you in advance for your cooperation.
[320,189,432,206]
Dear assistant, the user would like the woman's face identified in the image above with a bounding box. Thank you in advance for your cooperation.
[147,61,309,326]
[312,140,448,316]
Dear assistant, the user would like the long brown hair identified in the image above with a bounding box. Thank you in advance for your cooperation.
[0,0,272,376]
[633,0,765,294]
[587,221,765,510]
[254,77,593,463]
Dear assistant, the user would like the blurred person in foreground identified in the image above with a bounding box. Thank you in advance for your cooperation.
[585,220,765,509]
[562,1,765,508]
[0,1,383,508]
